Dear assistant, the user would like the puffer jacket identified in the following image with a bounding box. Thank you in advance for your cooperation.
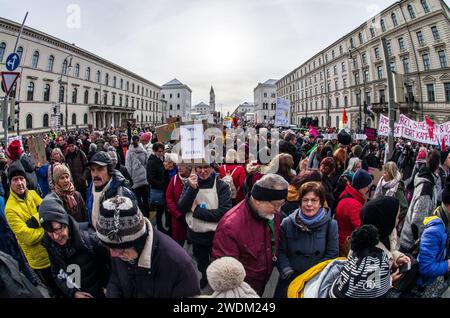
[4,190,49,269]
[125,143,148,189]
[400,166,438,251]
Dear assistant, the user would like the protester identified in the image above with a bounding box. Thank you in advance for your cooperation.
[218,149,247,205]
[6,140,39,191]
[65,136,89,202]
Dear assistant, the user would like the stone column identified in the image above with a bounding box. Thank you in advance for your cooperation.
[103,112,106,128]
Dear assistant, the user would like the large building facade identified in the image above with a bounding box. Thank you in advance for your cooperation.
[277,0,450,130]
[0,17,162,134]
[161,79,192,121]
[254,79,278,124]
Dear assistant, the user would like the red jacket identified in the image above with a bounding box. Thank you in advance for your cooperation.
[218,164,246,203]
[335,183,366,253]
[165,174,188,242]
[212,199,280,296]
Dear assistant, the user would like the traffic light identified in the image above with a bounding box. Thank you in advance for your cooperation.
[8,99,19,130]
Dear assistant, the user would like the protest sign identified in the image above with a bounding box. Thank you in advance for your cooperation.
[155,123,177,143]
[275,98,290,127]
[27,135,48,167]
[179,121,206,161]
[364,127,377,141]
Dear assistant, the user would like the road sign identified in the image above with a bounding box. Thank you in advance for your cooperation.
[5,53,20,71]
[1,72,20,96]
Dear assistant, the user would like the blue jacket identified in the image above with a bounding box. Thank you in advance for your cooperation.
[417,214,449,286]
[87,170,136,227]
[36,164,50,197]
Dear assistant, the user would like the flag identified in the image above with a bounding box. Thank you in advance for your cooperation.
[425,116,435,140]
[364,101,375,120]
[342,108,348,125]
[442,137,447,152]
[309,125,318,138]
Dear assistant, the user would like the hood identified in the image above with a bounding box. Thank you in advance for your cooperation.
[339,183,365,204]
[128,143,146,154]
[423,215,444,230]
[289,207,332,230]
[41,214,85,251]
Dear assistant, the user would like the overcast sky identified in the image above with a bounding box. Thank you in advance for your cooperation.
[2,0,449,115]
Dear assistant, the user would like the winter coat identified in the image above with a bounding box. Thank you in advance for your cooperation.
[147,154,168,191]
[4,190,50,269]
[18,155,38,191]
[417,210,449,286]
[115,145,125,168]
[322,175,336,213]
[218,164,246,203]
[106,219,200,298]
[165,174,188,242]
[65,148,88,191]
[177,173,232,246]
[125,144,149,189]
[280,141,301,168]
[243,162,266,197]
[374,174,408,220]
[335,184,366,254]
[36,164,50,197]
[41,216,110,298]
[400,167,438,251]
[54,191,87,223]
[212,198,280,296]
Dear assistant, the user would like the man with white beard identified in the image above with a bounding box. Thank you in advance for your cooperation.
[211,174,289,296]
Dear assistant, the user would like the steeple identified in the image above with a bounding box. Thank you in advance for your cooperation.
[210,86,215,112]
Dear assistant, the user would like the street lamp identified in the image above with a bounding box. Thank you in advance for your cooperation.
[348,47,366,132]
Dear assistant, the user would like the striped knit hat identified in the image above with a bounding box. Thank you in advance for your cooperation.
[96,196,146,249]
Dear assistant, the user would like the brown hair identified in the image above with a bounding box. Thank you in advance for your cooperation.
[298,181,326,206]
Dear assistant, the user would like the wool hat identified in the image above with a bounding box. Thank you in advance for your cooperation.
[416,149,427,163]
[140,132,152,143]
[7,160,27,183]
[207,257,259,298]
[88,151,112,167]
[6,140,23,161]
[38,192,69,228]
[352,169,373,190]
[96,196,146,249]
[52,163,71,184]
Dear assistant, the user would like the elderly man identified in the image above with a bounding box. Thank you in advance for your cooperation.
[212,174,288,296]
[86,152,136,229]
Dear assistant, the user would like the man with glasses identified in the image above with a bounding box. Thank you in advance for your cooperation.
[177,162,232,289]
[212,174,289,296]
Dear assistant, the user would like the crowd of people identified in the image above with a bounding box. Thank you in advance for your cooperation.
[1,122,450,299]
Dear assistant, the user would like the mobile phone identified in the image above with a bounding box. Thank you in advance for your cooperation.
[398,262,412,274]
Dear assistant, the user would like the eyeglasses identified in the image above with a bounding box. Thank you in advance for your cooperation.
[47,225,65,236]
[301,198,321,204]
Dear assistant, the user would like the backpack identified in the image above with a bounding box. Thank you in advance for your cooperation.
[222,165,238,199]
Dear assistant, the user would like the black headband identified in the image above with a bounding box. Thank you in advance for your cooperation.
[251,184,288,202]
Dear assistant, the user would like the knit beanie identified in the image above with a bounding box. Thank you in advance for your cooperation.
[207,257,259,298]
[96,196,146,249]
[38,192,69,228]
[52,163,71,184]
[6,140,23,161]
[416,149,427,163]
[140,132,152,143]
[352,169,373,190]
[7,160,27,183]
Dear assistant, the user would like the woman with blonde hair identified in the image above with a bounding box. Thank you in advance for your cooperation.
[48,147,67,190]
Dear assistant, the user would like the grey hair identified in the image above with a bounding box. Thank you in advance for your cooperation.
[254,173,289,191]
[345,157,362,174]
[89,143,97,152]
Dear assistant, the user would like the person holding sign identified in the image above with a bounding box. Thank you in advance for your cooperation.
[177,163,232,289]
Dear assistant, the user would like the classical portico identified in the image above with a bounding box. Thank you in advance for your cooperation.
[89,105,135,129]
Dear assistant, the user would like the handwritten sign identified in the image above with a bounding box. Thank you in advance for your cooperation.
[180,123,205,160]
[27,135,48,167]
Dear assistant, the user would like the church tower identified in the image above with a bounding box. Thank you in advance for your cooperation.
[210,86,215,112]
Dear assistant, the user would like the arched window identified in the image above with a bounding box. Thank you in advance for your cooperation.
[112,94,116,106]
[84,90,89,104]
[103,93,108,105]
[132,83,135,93]
[137,85,140,95]
[60,114,63,126]
[113,76,117,88]
[74,63,80,77]
[59,85,65,103]
[43,84,50,102]
[120,79,123,89]
[94,92,99,104]
[336,116,340,127]
[27,82,34,101]
[47,55,54,72]
[105,73,109,86]
[146,116,148,122]
[43,114,49,128]
[408,5,416,19]
[85,67,91,80]
[0,42,6,62]
[380,19,386,32]
[421,0,430,13]
[84,113,88,124]
[137,115,139,122]
[119,96,122,106]
[358,32,363,44]
[96,70,101,83]
[72,88,77,104]
[31,51,39,68]
[16,46,23,61]
[126,81,129,91]
[72,113,76,125]
[62,59,68,75]
[26,114,33,129]
[391,13,398,26]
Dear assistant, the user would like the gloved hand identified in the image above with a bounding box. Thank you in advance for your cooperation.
[26,217,40,229]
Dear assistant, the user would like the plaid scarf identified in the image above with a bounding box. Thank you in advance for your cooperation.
[54,182,78,212]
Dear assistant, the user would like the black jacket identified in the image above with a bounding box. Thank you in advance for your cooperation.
[177,173,232,246]
[279,140,301,168]
[41,216,110,298]
[147,154,169,190]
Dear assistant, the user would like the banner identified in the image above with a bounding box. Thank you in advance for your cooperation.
[274,98,290,127]
[27,135,48,167]
[364,127,377,141]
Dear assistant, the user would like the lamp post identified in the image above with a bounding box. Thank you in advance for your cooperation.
[348,47,366,132]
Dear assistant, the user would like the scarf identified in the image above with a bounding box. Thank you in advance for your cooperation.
[54,182,78,212]
[374,171,401,198]
[295,208,327,231]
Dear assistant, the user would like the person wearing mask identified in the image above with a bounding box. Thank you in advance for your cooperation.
[275,181,338,297]
[65,137,89,202]
[212,174,288,296]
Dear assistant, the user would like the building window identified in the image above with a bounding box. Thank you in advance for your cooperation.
[72,113,76,125]
[355,72,360,85]
[358,32,363,45]
[332,50,335,59]
[380,19,386,32]
[336,97,339,108]
[363,69,369,82]
[386,41,392,56]
[438,50,448,68]
[427,84,435,101]
[72,88,77,104]
[342,62,346,72]
[422,54,431,70]
[343,79,347,88]
[403,57,410,73]
[94,92,99,104]
[0,42,5,62]
[125,97,129,107]
[333,65,337,75]
[16,46,23,61]
[84,113,88,124]
[120,79,123,89]
[380,89,386,103]
[408,5,416,19]
[27,82,34,101]
[105,73,109,86]
[62,59,68,75]
[84,90,89,104]
[126,81,129,91]
[119,96,122,106]
[356,93,361,106]
[374,47,380,59]
[370,27,375,38]
[398,37,405,50]
[335,80,338,90]
[112,94,115,106]
[74,63,80,77]
[31,51,39,69]
[391,13,398,26]
[96,71,101,83]
[344,96,348,107]
[59,86,65,103]
[177,93,180,98]
[47,55,54,72]
[85,67,91,81]
[350,38,354,48]
[43,84,50,102]
[421,0,430,13]
[336,116,340,126]
[417,31,424,46]
[113,76,117,88]
[26,114,33,129]
[43,114,49,128]
[104,93,108,105]
[390,61,396,72]
[362,53,367,65]
[445,83,450,102]
[431,26,440,40]
[169,104,173,110]
[132,83,135,93]
[377,66,384,79]
[137,86,140,95]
